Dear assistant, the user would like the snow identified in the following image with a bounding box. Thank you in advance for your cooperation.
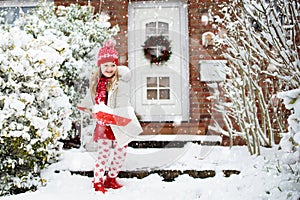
[1,143,299,200]
[1,1,299,200]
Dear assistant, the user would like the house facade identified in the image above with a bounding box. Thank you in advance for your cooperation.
[54,0,228,138]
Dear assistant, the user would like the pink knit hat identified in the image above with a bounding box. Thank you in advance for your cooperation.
[97,40,119,66]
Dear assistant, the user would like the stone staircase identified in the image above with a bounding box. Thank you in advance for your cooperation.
[59,135,241,181]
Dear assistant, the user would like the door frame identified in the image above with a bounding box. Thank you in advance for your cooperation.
[128,1,189,122]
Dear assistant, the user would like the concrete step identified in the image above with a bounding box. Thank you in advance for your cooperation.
[53,144,241,182]
[129,135,222,148]
[55,169,240,182]
[61,135,222,149]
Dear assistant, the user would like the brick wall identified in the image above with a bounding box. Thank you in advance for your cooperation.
[188,0,227,135]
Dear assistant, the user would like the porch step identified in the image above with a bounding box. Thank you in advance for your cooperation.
[128,135,222,148]
[57,169,240,182]
[61,135,222,149]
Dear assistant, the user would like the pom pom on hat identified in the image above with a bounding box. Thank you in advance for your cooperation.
[97,40,119,66]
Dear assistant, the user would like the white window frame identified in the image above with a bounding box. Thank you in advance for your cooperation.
[143,75,176,105]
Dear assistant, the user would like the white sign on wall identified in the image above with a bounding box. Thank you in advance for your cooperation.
[199,60,227,82]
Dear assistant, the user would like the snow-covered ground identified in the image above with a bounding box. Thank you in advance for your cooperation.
[2,140,298,200]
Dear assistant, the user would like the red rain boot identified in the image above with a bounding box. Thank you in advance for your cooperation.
[104,176,123,189]
[93,180,107,193]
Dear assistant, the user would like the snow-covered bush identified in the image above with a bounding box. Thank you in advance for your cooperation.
[0,26,72,196]
[16,2,119,136]
[263,89,300,199]
[0,2,119,194]
[211,0,300,155]
[278,89,300,153]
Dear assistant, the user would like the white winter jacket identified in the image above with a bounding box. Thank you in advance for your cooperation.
[107,65,131,108]
[105,66,143,147]
[80,66,142,147]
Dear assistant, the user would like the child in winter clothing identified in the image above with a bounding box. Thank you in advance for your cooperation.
[89,40,140,193]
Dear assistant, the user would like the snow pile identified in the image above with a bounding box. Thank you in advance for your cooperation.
[1,145,298,200]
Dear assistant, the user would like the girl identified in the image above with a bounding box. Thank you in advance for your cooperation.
[90,40,141,193]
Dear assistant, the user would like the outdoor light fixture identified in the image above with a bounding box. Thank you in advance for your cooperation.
[202,31,214,47]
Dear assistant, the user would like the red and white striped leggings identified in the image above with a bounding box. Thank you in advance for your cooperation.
[94,139,127,183]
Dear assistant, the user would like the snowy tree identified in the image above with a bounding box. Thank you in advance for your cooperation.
[15,2,119,137]
[211,0,300,155]
[0,26,72,195]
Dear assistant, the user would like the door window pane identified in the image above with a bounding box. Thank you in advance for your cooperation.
[146,22,156,35]
[147,77,157,87]
[159,77,169,87]
[158,22,169,35]
[159,89,170,100]
[147,89,157,100]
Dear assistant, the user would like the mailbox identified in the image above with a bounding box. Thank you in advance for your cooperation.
[199,60,227,82]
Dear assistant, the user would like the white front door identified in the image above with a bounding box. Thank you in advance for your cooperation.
[128,1,189,122]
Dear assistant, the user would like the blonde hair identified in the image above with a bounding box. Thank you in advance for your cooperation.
[90,66,119,102]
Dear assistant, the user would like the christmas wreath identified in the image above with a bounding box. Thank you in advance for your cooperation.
[142,35,172,65]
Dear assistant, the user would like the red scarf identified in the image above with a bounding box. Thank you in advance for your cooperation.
[95,76,109,104]
[94,76,115,141]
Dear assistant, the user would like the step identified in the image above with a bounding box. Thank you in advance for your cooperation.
[129,135,222,148]
[55,169,240,182]
[61,135,222,149]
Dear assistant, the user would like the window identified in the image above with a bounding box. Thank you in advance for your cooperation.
[146,76,170,100]
[146,21,169,37]
[0,6,36,24]
[0,0,53,24]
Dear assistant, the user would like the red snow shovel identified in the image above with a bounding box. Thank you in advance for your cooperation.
[92,111,132,126]
[77,106,131,126]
